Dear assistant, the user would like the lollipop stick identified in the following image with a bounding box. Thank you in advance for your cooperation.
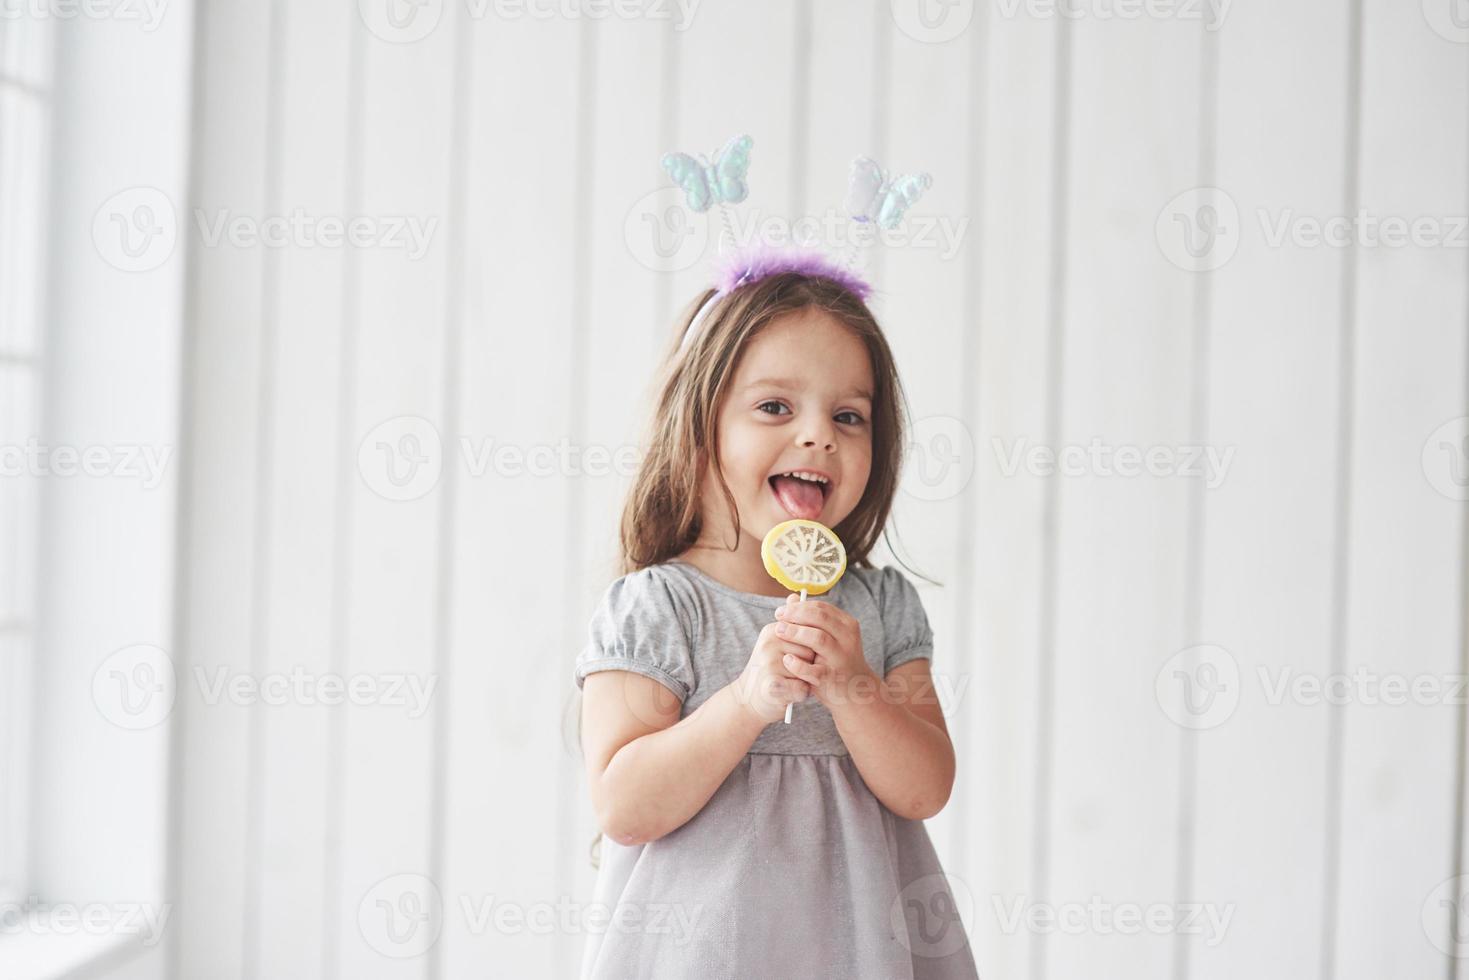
[783,587,809,724]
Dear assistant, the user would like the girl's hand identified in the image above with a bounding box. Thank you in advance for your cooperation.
[733,621,815,725]
[773,595,876,710]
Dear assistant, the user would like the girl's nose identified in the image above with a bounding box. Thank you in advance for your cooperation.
[798,429,835,452]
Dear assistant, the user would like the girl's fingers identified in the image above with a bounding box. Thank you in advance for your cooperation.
[777,602,857,643]
[783,653,821,685]
[780,638,816,662]
[777,622,829,656]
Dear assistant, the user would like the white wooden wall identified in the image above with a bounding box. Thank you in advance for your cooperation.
[156,1,1466,978]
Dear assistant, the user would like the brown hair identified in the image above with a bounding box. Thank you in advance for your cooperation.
[577,270,931,871]
[618,271,914,575]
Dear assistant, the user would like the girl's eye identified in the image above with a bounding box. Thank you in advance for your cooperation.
[758,401,866,425]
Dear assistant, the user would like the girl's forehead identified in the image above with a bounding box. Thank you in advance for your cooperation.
[759,304,848,338]
[738,309,874,384]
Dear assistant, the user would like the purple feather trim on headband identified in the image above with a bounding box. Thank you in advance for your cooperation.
[712,243,872,301]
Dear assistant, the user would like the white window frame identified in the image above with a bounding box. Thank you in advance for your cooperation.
[0,13,54,914]
[0,8,194,979]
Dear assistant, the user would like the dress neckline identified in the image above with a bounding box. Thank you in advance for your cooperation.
[664,559,821,608]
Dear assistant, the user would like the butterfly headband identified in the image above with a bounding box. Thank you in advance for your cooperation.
[659,133,932,352]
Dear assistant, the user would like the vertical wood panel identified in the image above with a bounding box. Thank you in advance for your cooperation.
[441,8,589,977]
[964,7,1061,979]
[878,0,984,901]
[1045,12,1201,979]
[333,8,456,977]
[1334,1,1468,975]
[1186,3,1350,978]
[565,12,674,972]
[253,0,354,975]
[172,1,271,974]
[573,8,675,602]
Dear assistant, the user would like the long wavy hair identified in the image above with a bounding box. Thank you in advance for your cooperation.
[576,269,930,870]
[619,271,913,574]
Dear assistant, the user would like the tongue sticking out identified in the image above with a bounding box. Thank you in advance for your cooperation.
[771,475,825,520]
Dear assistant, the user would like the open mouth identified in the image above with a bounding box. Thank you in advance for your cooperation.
[767,471,832,521]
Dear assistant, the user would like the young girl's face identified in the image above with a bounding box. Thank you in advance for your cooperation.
[705,306,875,542]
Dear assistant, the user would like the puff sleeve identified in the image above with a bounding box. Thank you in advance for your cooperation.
[879,565,935,677]
[574,567,696,703]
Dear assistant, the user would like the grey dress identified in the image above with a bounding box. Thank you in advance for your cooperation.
[573,559,981,979]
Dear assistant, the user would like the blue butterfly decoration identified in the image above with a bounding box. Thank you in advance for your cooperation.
[661,134,753,213]
[845,156,932,230]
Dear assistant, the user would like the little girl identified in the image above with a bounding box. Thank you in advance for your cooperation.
[573,245,980,978]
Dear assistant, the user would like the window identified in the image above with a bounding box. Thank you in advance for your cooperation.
[0,15,53,909]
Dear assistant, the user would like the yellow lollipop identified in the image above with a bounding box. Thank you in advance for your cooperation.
[761,519,847,723]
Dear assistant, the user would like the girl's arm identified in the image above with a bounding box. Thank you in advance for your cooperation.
[581,671,768,846]
[828,659,956,821]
